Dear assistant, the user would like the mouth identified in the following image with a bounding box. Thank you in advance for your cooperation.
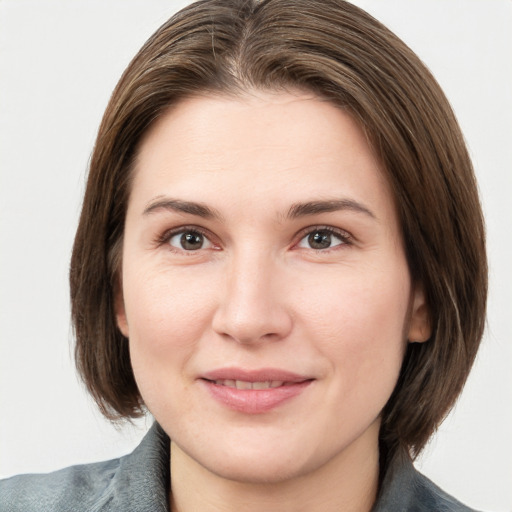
[199,368,314,414]
[206,379,300,390]
[201,367,312,383]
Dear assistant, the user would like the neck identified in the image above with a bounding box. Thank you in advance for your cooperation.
[169,423,380,512]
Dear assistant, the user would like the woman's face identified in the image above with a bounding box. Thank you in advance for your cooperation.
[117,90,429,484]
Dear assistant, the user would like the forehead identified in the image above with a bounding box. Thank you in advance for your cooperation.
[130,90,394,223]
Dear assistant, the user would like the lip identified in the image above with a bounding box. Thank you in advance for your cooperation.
[202,367,311,383]
[199,367,314,414]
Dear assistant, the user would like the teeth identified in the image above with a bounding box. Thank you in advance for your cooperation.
[213,379,285,389]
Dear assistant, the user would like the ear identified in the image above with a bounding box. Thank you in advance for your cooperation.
[114,276,129,338]
[407,284,431,343]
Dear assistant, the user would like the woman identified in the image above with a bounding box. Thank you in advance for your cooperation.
[0,0,489,510]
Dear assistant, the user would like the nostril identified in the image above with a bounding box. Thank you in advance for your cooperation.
[212,308,292,345]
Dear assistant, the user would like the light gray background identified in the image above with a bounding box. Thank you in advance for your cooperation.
[1,1,511,510]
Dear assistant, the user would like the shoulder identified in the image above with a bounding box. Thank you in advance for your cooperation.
[373,450,482,512]
[0,458,121,512]
[406,470,480,512]
[0,423,170,512]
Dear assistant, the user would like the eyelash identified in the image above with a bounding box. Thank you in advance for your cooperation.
[155,225,353,253]
[156,225,216,253]
[294,225,353,251]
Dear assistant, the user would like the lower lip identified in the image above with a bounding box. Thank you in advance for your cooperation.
[201,380,313,414]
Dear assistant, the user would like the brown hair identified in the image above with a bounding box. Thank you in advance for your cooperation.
[70,0,487,459]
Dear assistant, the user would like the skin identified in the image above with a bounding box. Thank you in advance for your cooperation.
[116,90,430,512]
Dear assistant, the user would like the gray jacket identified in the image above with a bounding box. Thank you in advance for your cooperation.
[0,423,478,511]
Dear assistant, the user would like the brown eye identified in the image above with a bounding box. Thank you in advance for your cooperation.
[308,231,332,249]
[168,230,212,251]
[297,228,347,250]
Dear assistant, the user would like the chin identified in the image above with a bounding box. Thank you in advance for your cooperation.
[173,427,341,487]
[202,450,314,485]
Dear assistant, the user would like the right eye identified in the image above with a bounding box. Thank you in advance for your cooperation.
[167,230,214,251]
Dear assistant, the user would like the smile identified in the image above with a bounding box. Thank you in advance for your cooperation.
[212,380,289,389]
[199,369,314,414]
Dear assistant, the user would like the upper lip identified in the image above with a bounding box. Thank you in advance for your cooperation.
[200,367,313,383]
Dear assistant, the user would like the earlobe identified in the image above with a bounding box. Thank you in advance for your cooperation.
[114,279,129,338]
[408,285,431,343]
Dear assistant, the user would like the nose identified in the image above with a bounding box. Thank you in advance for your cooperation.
[211,251,293,344]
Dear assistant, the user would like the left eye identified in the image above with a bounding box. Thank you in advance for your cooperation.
[297,229,347,250]
[168,230,213,251]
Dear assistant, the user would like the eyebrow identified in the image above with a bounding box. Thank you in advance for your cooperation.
[142,197,375,221]
[286,199,376,220]
[143,197,222,219]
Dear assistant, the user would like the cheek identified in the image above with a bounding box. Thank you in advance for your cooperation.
[124,266,219,420]
[123,265,217,379]
[300,263,410,380]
